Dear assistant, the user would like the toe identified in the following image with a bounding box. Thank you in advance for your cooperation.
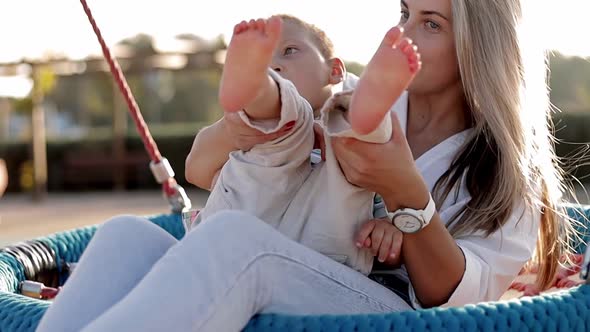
[397,38,412,51]
[234,21,247,34]
[266,16,283,40]
[255,18,265,31]
[381,26,403,47]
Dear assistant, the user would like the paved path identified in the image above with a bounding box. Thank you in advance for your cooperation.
[1,185,588,247]
[0,189,209,246]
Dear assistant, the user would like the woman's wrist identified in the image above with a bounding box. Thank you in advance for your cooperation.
[382,175,430,212]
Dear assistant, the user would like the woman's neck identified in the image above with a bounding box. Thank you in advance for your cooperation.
[406,82,471,158]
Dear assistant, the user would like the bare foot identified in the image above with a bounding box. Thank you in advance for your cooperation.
[349,26,421,135]
[219,17,282,112]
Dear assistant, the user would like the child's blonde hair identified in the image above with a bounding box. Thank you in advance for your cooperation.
[276,14,335,60]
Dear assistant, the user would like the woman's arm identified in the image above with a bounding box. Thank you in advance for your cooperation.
[332,112,465,307]
[185,119,235,190]
[387,197,465,307]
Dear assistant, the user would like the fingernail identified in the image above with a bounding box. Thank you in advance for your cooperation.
[356,242,362,248]
[390,253,396,258]
[378,257,385,263]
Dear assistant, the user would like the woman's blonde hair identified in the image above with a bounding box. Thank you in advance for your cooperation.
[434,0,579,290]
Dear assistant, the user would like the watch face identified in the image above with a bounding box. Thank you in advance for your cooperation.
[394,213,423,233]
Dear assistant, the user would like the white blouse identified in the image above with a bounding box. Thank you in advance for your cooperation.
[379,88,540,308]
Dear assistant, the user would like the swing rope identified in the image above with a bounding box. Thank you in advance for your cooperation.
[79,0,191,213]
[13,1,194,299]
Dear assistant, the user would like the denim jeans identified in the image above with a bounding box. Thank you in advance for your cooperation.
[37,211,411,332]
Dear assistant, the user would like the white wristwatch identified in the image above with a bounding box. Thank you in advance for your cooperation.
[387,193,436,233]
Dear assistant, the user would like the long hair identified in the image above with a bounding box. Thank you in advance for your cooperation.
[434,0,578,290]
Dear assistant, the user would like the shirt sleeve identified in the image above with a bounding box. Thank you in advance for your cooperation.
[408,198,540,308]
[237,69,309,134]
[320,90,393,144]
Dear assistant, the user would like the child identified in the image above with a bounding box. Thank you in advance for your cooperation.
[192,15,420,275]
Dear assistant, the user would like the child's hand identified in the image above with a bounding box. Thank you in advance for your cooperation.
[356,218,403,266]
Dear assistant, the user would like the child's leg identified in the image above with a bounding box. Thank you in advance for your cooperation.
[321,90,394,144]
[197,16,315,231]
[349,26,420,135]
[218,17,282,119]
[37,216,177,332]
[305,28,420,271]
[197,98,314,229]
[299,90,404,275]
[199,67,315,234]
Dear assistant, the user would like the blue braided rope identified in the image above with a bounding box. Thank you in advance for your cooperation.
[0,292,49,332]
[565,203,590,254]
[243,286,590,331]
[0,252,24,293]
[1,208,589,331]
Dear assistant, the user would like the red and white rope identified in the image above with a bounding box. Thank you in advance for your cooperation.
[80,0,178,196]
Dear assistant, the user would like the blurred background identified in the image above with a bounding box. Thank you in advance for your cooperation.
[1,0,590,245]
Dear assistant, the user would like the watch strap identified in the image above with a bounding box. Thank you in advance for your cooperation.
[421,193,436,227]
[387,193,436,228]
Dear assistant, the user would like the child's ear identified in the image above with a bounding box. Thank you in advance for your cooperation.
[328,57,346,84]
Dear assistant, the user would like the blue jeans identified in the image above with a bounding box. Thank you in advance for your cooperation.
[36,211,411,332]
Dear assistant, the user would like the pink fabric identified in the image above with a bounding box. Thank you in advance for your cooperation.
[501,254,584,300]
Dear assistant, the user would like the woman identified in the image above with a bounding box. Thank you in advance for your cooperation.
[37,0,575,331]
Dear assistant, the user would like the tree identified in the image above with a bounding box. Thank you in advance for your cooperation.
[344,61,365,77]
[549,52,590,113]
[118,34,157,56]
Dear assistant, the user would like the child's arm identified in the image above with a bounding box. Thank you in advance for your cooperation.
[185,108,296,190]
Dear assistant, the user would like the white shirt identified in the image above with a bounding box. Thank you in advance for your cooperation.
[355,79,540,308]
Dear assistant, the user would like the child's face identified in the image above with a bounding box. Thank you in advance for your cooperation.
[270,21,334,111]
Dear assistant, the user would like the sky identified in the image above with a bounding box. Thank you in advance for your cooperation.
[0,0,589,97]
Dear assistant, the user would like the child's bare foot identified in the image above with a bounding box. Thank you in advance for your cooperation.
[349,26,421,135]
[219,17,282,112]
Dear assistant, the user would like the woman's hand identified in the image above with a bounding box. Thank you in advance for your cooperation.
[223,112,294,151]
[356,218,403,267]
[332,112,429,210]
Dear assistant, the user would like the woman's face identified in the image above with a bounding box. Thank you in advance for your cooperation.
[399,0,460,95]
